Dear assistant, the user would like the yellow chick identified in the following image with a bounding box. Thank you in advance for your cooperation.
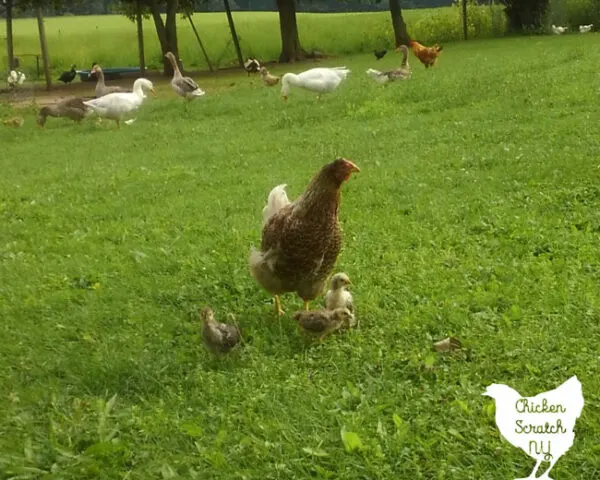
[3,116,24,127]
[260,67,280,87]
[324,273,355,326]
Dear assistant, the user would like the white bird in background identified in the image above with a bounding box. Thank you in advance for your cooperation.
[7,70,26,88]
[483,376,584,480]
[280,67,350,101]
[552,24,568,34]
[579,24,593,33]
[83,78,155,129]
[262,184,290,226]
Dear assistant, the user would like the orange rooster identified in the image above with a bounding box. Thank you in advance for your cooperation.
[403,40,443,68]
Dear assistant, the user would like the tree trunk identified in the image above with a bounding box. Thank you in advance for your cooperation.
[36,7,51,90]
[224,0,244,68]
[389,0,410,47]
[148,0,174,75]
[462,0,468,40]
[276,0,304,63]
[6,0,14,72]
[135,0,146,73]
[164,0,179,75]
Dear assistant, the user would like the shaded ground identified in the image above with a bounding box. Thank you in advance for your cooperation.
[1,70,184,107]
[0,58,324,107]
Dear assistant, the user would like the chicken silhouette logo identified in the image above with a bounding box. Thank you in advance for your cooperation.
[483,376,584,480]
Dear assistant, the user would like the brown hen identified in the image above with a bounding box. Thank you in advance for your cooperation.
[249,158,360,317]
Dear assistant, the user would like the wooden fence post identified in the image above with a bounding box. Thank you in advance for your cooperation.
[462,0,468,40]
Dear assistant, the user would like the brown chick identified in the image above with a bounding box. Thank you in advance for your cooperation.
[200,307,241,354]
[293,307,353,341]
[3,116,24,127]
[260,67,280,87]
[249,158,360,317]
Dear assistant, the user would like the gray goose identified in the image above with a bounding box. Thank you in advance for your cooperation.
[91,64,130,98]
[164,52,205,100]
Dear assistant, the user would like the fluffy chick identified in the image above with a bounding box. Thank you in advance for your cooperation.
[324,273,354,327]
[3,116,24,127]
[200,307,241,354]
[293,307,353,341]
[260,67,280,87]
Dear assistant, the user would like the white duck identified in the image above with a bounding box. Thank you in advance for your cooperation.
[280,67,350,101]
[83,78,154,129]
[552,24,568,34]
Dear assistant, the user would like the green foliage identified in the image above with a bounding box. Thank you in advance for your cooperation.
[547,0,599,28]
[0,9,508,76]
[1,35,600,478]
[413,1,507,43]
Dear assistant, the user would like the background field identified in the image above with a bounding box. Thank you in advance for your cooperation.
[1,32,600,479]
[0,6,506,75]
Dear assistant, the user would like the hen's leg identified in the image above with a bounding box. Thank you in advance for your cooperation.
[274,295,284,317]
[304,300,310,311]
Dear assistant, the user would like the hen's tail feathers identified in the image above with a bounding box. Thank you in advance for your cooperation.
[262,184,291,225]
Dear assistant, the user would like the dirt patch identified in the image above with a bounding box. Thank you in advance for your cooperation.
[0,58,326,107]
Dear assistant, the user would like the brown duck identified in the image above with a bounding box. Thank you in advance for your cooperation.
[37,97,92,127]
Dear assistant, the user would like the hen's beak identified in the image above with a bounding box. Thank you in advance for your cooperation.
[344,160,360,173]
[151,88,157,96]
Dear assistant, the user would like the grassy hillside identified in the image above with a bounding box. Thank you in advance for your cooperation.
[0,7,505,75]
[0,34,599,479]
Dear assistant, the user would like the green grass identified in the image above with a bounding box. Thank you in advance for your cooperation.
[0,7,505,75]
[1,34,600,479]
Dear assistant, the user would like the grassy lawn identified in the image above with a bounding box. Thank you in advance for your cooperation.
[1,34,600,479]
[0,7,504,75]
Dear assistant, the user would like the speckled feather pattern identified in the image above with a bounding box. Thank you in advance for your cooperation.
[293,310,344,334]
[202,320,240,354]
[259,189,342,301]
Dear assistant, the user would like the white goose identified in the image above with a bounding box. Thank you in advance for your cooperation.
[280,67,350,101]
[83,78,154,129]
